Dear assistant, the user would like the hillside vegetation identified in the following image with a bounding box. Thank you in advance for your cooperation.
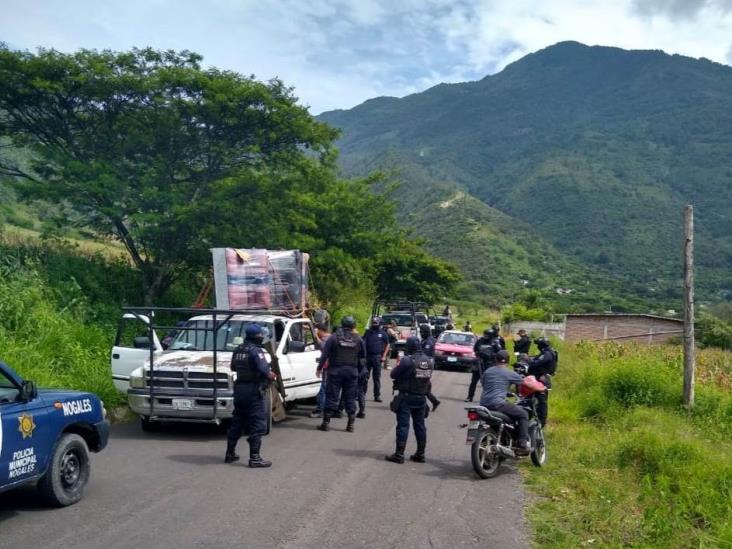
[320,41,732,310]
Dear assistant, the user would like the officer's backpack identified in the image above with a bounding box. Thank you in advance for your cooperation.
[477,342,496,362]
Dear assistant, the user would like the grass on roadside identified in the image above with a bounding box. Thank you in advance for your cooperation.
[522,340,732,548]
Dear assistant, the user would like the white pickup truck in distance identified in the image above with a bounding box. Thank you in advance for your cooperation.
[110,311,322,429]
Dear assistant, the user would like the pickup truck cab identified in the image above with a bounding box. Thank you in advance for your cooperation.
[0,360,109,506]
[111,311,322,428]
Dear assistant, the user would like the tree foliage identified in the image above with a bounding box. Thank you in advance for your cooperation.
[0,46,458,306]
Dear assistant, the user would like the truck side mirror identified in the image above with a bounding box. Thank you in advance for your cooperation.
[133,336,151,349]
[287,340,306,353]
[20,380,37,401]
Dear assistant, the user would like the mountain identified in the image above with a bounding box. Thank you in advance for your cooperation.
[319,41,732,311]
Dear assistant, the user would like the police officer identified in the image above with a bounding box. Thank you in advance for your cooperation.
[528,337,557,427]
[419,324,441,412]
[317,316,366,433]
[492,324,507,350]
[225,324,276,467]
[386,337,433,464]
[513,329,531,355]
[362,316,390,406]
[466,328,500,402]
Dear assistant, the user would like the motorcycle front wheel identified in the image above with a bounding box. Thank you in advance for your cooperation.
[471,429,502,479]
[530,424,547,467]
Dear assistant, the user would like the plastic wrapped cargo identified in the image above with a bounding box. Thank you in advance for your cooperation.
[211,248,309,313]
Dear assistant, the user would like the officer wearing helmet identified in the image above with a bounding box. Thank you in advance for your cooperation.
[492,324,506,350]
[528,337,557,427]
[386,336,433,464]
[419,323,441,412]
[316,315,366,433]
[361,316,391,407]
[225,324,276,467]
[466,328,500,402]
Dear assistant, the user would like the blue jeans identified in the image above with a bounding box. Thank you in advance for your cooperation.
[317,376,326,411]
[395,393,427,444]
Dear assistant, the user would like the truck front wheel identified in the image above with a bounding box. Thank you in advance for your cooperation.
[38,433,90,507]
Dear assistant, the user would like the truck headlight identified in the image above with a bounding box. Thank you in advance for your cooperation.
[129,375,145,389]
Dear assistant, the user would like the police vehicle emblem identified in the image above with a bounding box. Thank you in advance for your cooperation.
[18,413,36,439]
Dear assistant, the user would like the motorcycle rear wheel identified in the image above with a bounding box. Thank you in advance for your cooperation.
[530,425,547,467]
[471,429,502,479]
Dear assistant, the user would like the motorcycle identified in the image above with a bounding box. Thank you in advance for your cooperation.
[461,382,547,478]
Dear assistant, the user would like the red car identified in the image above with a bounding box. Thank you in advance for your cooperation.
[433,330,479,370]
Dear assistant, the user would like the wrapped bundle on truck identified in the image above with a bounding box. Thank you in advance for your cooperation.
[211,248,309,314]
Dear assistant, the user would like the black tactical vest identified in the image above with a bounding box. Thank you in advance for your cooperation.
[400,352,433,395]
[331,329,360,367]
[231,342,260,382]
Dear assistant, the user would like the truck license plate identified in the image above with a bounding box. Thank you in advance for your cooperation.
[447,356,458,362]
[172,399,193,410]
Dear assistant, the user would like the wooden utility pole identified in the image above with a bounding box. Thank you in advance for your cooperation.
[683,205,695,409]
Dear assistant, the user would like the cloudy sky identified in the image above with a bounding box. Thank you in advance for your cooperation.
[1,0,731,113]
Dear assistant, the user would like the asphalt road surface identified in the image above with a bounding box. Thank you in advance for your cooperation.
[1,369,530,549]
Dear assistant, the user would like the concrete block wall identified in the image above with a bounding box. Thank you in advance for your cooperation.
[565,315,682,344]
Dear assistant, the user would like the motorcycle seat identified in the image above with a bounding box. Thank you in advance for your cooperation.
[485,410,513,424]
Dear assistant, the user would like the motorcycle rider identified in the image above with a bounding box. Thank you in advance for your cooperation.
[479,350,534,454]
[528,337,557,427]
[466,328,500,402]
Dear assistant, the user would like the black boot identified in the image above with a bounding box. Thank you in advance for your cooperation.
[317,413,331,431]
[346,415,356,432]
[356,408,365,419]
[224,440,240,464]
[385,441,406,464]
[248,439,272,468]
[410,441,426,463]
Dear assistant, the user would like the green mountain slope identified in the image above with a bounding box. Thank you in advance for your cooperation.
[320,41,732,308]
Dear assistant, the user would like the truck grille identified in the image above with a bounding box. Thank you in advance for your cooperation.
[145,370,231,391]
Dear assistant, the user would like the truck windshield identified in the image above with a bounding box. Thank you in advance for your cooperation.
[381,314,413,326]
[168,320,274,351]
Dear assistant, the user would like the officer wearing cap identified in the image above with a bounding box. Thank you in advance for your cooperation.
[386,336,433,464]
[317,316,366,433]
[361,316,390,406]
[225,324,276,467]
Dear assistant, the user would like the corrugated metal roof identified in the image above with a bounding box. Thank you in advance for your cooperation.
[564,313,682,323]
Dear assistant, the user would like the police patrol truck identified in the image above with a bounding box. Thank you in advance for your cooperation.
[0,360,109,506]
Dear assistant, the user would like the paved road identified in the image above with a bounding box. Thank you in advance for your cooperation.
[0,369,529,548]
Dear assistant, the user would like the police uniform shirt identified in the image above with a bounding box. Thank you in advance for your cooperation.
[421,336,436,357]
[529,348,556,378]
[363,328,390,356]
[318,330,366,369]
[234,343,271,380]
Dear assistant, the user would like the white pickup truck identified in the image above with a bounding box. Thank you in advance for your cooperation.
[110,311,322,429]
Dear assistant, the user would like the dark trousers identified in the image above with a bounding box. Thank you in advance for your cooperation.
[365,354,382,398]
[395,393,427,444]
[325,367,358,416]
[467,370,481,400]
[534,391,548,426]
[227,383,267,448]
[489,401,529,444]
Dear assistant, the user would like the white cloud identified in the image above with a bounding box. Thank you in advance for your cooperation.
[0,0,730,113]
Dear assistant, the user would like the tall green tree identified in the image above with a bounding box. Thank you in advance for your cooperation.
[0,46,337,303]
[0,46,460,308]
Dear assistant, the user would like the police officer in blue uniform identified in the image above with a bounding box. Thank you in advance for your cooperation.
[362,316,390,406]
[225,324,276,467]
[317,316,366,433]
[466,328,501,402]
[419,324,441,411]
[386,337,433,464]
[528,337,557,427]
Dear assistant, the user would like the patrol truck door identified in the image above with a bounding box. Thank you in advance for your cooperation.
[0,369,50,486]
[111,314,162,392]
[280,321,321,400]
